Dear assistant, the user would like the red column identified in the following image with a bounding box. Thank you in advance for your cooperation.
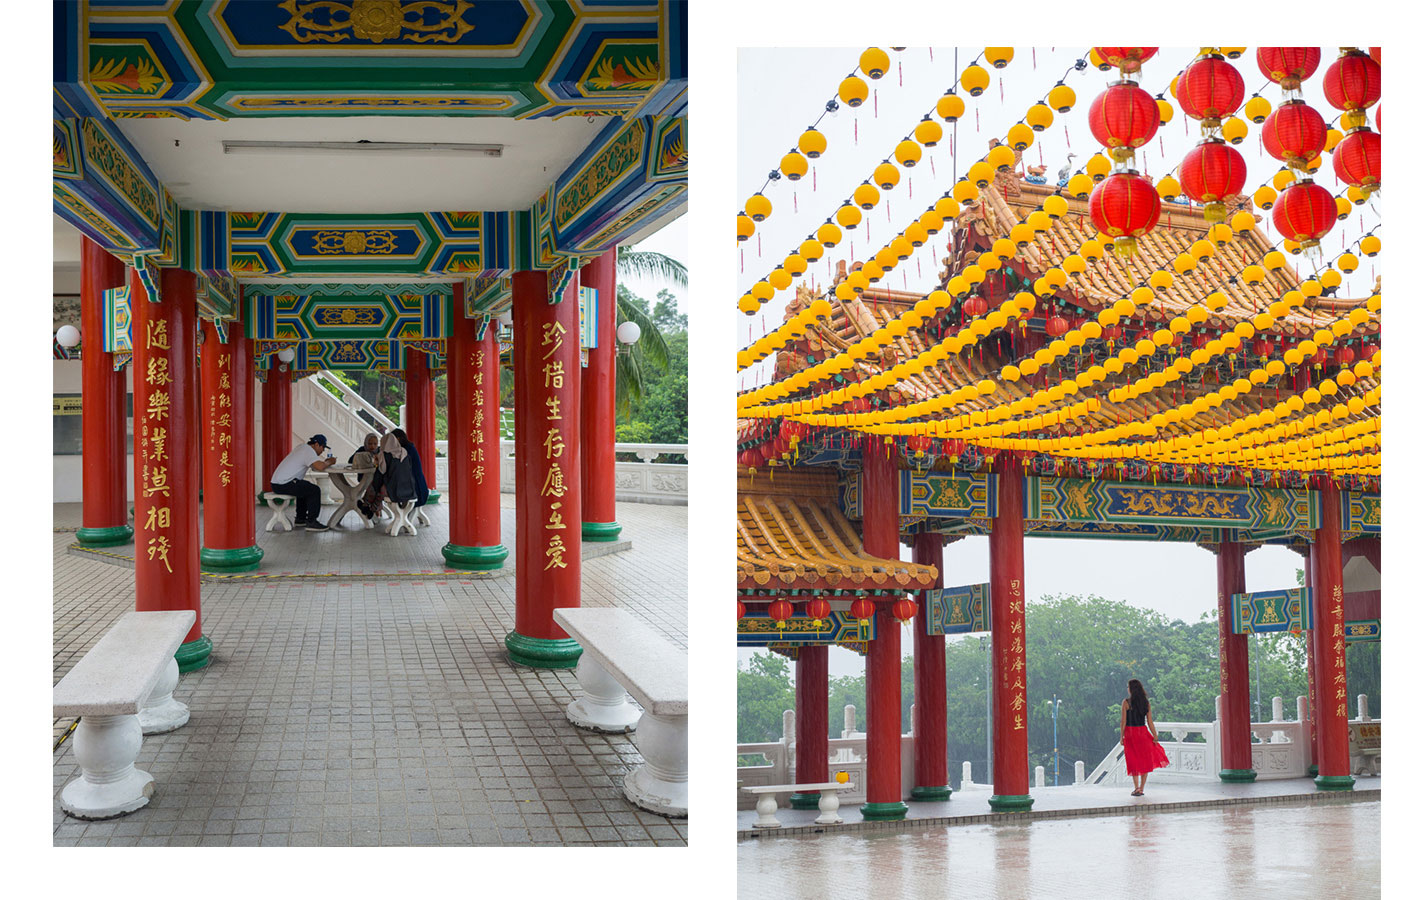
[988,453,1033,810]
[443,283,507,570]
[1216,534,1255,780]
[260,364,291,493]
[579,248,621,541]
[132,266,208,671]
[404,348,438,496]
[861,435,906,820]
[790,645,829,809]
[200,313,262,572]
[913,531,951,800]
[76,237,132,547]
[1303,550,1319,774]
[506,271,583,668]
[1311,479,1355,789]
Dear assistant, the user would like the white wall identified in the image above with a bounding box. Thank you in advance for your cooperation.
[53,359,136,504]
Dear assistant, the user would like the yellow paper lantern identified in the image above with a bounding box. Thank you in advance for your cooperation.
[961,64,990,96]
[953,180,980,205]
[751,281,775,303]
[1086,153,1112,182]
[839,75,869,108]
[860,47,890,79]
[1048,82,1076,112]
[875,162,901,190]
[916,117,944,147]
[1007,122,1035,152]
[1360,235,1381,257]
[768,267,792,291]
[1253,184,1278,210]
[739,294,760,315]
[937,91,966,123]
[737,214,754,243]
[1067,173,1093,199]
[969,160,996,188]
[780,151,809,181]
[837,204,862,230]
[1221,116,1248,145]
[817,222,843,249]
[1026,103,1054,132]
[1244,94,1272,124]
[854,182,881,210]
[895,140,922,169]
[799,126,828,159]
[745,193,772,222]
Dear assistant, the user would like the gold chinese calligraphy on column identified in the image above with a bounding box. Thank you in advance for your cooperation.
[141,318,173,573]
[207,350,235,489]
[541,321,569,571]
[469,348,487,484]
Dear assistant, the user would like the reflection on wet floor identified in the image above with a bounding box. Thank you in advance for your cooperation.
[739,801,1378,900]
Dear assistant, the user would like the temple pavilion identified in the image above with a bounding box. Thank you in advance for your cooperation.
[55,1,687,672]
[736,47,1379,821]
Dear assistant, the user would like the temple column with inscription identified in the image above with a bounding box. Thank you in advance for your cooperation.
[132,266,209,671]
[443,282,507,570]
[861,435,906,821]
[912,531,951,801]
[260,363,291,494]
[200,311,262,572]
[579,247,621,541]
[1215,533,1255,781]
[789,645,829,809]
[404,347,439,501]
[506,271,583,668]
[988,453,1033,811]
[1311,478,1356,790]
[76,236,133,547]
[1303,549,1320,775]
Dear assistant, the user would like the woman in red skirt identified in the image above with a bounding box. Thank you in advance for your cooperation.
[1121,678,1169,796]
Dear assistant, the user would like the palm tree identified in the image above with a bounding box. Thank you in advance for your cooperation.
[615,244,685,414]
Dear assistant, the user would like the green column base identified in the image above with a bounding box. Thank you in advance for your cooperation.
[424,490,441,504]
[989,794,1035,812]
[75,525,134,547]
[175,636,212,673]
[442,542,509,570]
[912,785,954,801]
[256,492,270,507]
[860,801,908,821]
[1308,764,1320,776]
[582,521,623,542]
[200,545,264,572]
[1219,768,1257,783]
[788,793,821,810]
[1315,774,1356,791]
[505,631,582,669]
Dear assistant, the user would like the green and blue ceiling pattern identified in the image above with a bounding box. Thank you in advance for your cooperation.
[54,1,688,303]
[58,0,687,121]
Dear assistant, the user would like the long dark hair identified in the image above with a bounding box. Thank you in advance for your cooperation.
[1128,679,1149,716]
[391,427,412,450]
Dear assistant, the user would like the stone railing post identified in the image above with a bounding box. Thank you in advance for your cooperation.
[1272,696,1284,723]
[961,761,973,788]
[1357,694,1370,722]
[1034,766,1045,788]
[783,708,795,744]
[1214,695,1222,725]
[909,703,917,736]
[843,704,857,737]
[1074,760,1085,785]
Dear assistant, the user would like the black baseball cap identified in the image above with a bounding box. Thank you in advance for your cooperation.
[308,434,328,446]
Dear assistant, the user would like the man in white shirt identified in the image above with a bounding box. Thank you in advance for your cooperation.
[269,434,336,530]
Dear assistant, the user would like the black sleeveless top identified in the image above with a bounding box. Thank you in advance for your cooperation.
[1126,696,1149,727]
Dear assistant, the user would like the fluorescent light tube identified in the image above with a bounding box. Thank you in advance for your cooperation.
[222,140,503,157]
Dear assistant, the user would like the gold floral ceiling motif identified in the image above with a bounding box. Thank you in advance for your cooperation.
[278,0,476,45]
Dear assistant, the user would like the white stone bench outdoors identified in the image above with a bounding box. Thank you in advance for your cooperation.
[53,610,196,820]
[384,499,422,536]
[554,608,687,818]
[262,492,296,532]
[743,782,854,828]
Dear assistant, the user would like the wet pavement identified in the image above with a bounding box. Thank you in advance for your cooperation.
[738,799,1379,899]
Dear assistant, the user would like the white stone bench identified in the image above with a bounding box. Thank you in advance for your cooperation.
[53,610,196,819]
[262,492,296,532]
[383,500,432,536]
[554,608,687,817]
[743,782,854,827]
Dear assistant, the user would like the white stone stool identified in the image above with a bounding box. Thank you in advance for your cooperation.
[263,493,296,532]
[386,500,418,536]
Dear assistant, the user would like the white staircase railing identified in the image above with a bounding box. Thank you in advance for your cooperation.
[293,370,398,457]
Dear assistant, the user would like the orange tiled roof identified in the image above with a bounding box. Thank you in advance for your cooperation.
[737,469,938,592]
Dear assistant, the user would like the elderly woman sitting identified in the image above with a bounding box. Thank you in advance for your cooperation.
[348,432,387,519]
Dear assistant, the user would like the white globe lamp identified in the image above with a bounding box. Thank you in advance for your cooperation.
[55,325,81,348]
[617,321,642,345]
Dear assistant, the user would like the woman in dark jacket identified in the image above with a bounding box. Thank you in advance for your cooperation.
[379,433,417,505]
[390,427,430,507]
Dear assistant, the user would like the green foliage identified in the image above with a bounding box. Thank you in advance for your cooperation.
[736,653,797,744]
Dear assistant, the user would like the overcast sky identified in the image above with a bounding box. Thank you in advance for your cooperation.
[735,47,1375,677]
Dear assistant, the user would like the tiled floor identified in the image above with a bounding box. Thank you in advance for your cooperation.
[738,800,1380,899]
[52,499,687,847]
[737,776,1381,835]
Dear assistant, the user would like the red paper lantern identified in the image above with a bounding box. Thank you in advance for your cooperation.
[1310,347,1329,367]
[892,598,919,623]
[1335,345,1356,365]
[737,600,747,620]
[738,447,764,470]
[1175,55,1246,126]
[1088,81,1160,162]
[1256,47,1322,91]
[805,597,832,623]
[1260,100,1327,167]
[1270,180,1337,251]
[1333,129,1381,191]
[1252,336,1274,359]
[1102,324,1123,344]
[906,433,932,458]
[963,295,989,317]
[1092,47,1158,74]
[1323,50,1381,122]
[1360,343,1378,362]
[849,597,876,622]
[942,439,967,463]
[1046,315,1070,337]
[1088,171,1161,256]
[780,419,809,446]
[768,598,794,626]
[1179,140,1247,222]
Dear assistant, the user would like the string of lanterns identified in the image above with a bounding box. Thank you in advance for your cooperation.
[736,299,834,371]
